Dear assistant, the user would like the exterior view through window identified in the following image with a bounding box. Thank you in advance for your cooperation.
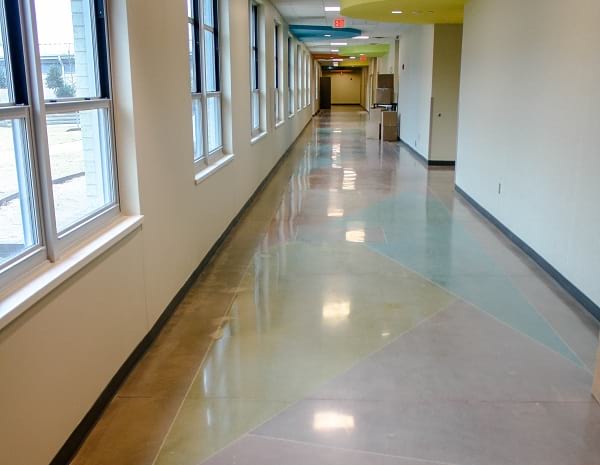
[0,0,117,284]
[188,0,223,169]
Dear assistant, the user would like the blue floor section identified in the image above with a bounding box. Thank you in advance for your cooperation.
[330,192,585,368]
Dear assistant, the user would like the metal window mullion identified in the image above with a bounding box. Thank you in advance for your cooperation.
[22,0,59,262]
[45,98,111,114]
[198,0,210,163]
[0,105,28,119]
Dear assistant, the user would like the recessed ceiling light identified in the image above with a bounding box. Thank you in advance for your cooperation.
[324,6,340,12]
[324,34,332,37]
[331,49,339,52]
[331,42,347,46]
[392,10,403,14]
[353,35,369,40]
[350,56,356,59]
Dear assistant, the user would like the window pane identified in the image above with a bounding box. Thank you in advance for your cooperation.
[187,0,194,18]
[192,99,204,161]
[47,109,115,233]
[0,17,12,104]
[207,95,221,152]
[0,119,38,266]
[251,49,257,90]
[35,0,99,100]
[251,91,259,130]
[203,0,214,28]
[204,29,217,92]
[188,23,197,93]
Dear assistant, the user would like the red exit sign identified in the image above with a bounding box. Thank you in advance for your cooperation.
[333,17,345,28]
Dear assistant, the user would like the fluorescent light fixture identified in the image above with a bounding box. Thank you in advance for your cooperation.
[332,59,344,62]
[353,35,369,39]
[331,49,339,52]
[324,34,332,37]
[392,10,403,14]
[324,6,341,12]
[331,42,347,46]
[349,56,356,59]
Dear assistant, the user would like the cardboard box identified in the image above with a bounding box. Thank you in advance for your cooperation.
[375,88,393,105]
[381,111,398,127]
[382,125,398,141]
[377,74,394,89]
[366,122,380,140]
[369,108,382,122]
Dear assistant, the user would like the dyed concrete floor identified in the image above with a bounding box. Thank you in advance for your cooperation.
[72,107,600,465]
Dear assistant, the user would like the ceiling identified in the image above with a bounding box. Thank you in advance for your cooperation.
[340,0,466,24]
[271,0,408,63]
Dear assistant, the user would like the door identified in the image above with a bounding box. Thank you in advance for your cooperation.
[320,77,331,109]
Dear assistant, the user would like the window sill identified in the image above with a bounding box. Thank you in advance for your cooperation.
[275,120,285,129]
[0,215,144,332]
[250,131,268,145]
[194,153,235,185]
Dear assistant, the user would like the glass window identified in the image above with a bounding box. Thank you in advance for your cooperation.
[288,36,294,116]
[0,0,117,284]
[46,108,114,233]
[190,0,223,167]
[0,119,38,268]
[274,22,283,125]
[250,3,262,134]
[35,0,100,100]
[296,45,301,111]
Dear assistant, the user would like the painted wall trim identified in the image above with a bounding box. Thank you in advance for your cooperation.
[49,117,314,465]
[456,185,600,322]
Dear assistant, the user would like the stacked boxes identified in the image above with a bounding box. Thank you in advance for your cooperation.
[381,111,398,141]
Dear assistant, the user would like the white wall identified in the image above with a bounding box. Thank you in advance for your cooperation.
[397,25,434,157]
[323,70,363,105]
[430,25,463,162]
[456,0,600,307]
[0,0,315,464]
[397,24,462,162]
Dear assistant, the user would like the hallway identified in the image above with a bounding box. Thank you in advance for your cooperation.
[73,107,600,465]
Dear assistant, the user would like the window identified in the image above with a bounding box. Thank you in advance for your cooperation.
[0,0,117,284]
[249,2,263,136]
[188,0,223,169]
[273,22,283,126]
[307,54,312,107]
[287,36,294,116]
[296,45,302,112]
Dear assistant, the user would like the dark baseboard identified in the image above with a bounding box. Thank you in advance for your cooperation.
[455,185,600,322]
[399,139,455,168]
[428,160,455,167]
[49,118,313,465]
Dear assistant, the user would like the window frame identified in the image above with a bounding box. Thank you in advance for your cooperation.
[273,20,284,127]
[296,44,302,112]
[287,35,294,117]
[0,0,119,288]
[189,0,224,172]
[249,1,264,137]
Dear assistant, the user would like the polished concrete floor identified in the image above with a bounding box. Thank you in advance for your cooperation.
[72,107,600,465]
